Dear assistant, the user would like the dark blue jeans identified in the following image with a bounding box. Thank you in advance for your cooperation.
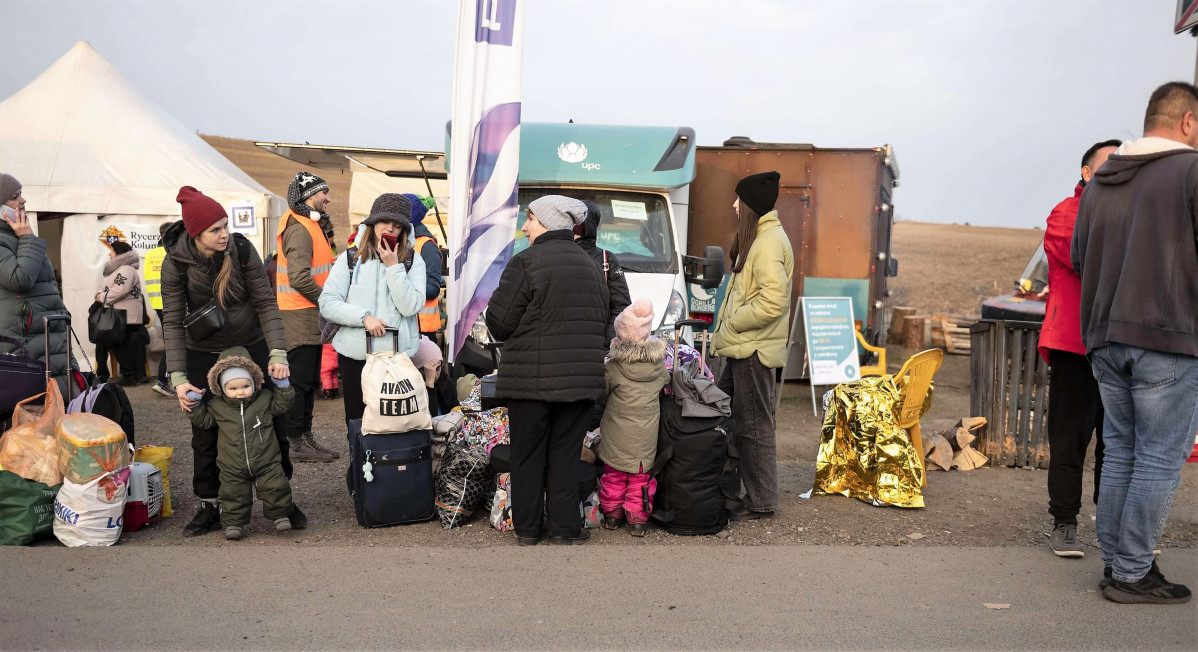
[1091,343,1198,583]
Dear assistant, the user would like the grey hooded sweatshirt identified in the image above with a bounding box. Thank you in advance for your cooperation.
[1071,137,1198,357]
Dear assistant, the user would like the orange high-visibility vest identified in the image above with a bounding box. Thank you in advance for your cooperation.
[415,235,442,333]
[275,211,335,311]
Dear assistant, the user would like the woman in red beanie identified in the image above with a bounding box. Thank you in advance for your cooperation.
[160,186,301,537]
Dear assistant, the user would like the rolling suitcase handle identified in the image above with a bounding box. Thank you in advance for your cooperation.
[673,318,712,366]
[43,314,77,401]
[365,327,401,355]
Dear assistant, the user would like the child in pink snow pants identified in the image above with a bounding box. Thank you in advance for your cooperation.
[598,299,669,536]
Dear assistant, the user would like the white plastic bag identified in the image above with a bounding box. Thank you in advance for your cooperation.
[52,466,130,547]
[361,350,431,434]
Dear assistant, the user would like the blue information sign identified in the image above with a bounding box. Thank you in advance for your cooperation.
[801,297,858,385]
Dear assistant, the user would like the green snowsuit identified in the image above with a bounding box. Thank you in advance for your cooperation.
[188,347,295,527]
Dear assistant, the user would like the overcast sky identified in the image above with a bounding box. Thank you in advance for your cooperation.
[2,0,1195,228]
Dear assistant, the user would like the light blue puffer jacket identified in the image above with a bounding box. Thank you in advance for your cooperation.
[318,224,425,361]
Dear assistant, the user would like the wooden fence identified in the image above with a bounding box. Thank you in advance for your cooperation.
[969,320,1051,469]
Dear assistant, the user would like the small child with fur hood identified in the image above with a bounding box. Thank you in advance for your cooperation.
[597,298,670,536]
[188,346,302,540]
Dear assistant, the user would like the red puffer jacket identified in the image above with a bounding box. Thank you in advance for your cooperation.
[1038,183,1085,363]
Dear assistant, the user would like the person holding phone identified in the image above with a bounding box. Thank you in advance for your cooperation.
[0,173,79,397]
[318,193,425,430]
[160,186,295,537]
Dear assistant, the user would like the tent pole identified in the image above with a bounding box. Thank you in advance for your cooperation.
[417,155,448,242]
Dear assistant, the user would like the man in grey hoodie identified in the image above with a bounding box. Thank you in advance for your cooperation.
[1071,81,1198,605]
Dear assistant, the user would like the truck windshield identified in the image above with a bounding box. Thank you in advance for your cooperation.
[513,188,678,274]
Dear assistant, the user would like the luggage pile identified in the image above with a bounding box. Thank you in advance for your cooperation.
[0,317,170,547]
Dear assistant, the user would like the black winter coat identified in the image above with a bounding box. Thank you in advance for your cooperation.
[485,230,608,402]
[160,221,286,375]
[575,210,631,346]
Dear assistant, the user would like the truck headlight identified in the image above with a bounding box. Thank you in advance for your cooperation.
[660,289,686,330]
[470,312,492,346]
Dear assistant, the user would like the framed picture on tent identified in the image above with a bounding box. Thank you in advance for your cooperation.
[229,202,256,236]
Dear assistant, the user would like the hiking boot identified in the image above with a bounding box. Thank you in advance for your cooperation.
[629,522,648,537]
[1103,563,1191,605]
[289,504,308,530]
[1049,523,1084,558]
[549,529,591,545]
[224,525,243,541]
[288,436,337,462]
[184,501,221,537]
[274,517,292,532]
[603,513,624,530]
[151,381,173,397]
[730,506,773,521]
[320,388,341,400]
[303,432,341,459]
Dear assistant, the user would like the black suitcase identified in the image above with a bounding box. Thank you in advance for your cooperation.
[347,418,435,527]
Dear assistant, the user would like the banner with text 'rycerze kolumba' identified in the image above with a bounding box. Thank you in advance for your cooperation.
[447,0,524,361]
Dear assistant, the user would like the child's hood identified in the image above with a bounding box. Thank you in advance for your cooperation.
[608,338,668,382]
[206,346,264,397]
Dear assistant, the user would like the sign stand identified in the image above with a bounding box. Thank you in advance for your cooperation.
[777,297,860,417]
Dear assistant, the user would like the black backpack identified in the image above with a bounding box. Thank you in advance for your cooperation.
[650,395,739,535]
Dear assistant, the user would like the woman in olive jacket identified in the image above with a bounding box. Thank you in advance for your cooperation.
[485,195,608,546]
[160,186,297,537]
[711,171,794,521]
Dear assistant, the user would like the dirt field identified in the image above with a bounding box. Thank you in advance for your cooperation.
[888,221,1043,316]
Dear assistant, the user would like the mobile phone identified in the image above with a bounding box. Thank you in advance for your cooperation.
[381,233,399,250]
[1,205,16,221]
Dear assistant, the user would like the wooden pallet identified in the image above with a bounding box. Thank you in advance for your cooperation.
[888,307,976,354]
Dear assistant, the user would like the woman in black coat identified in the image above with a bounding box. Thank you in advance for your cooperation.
[486,195,608,546]
[160,186,296,537]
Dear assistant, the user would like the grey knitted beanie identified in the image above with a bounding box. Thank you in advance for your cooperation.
[528,195,587,231]
[0,174,21,203]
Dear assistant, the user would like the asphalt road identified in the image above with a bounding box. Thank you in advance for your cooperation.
[2,545,1194,650]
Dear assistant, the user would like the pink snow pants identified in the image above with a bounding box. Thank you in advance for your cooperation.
[599,464,656,524]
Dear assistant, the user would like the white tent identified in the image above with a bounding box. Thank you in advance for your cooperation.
[0,41,284,367]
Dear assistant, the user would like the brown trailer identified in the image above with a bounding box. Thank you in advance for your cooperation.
[687,138,899,351]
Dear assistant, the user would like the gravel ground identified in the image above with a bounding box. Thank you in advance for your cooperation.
[101,346,1197,551]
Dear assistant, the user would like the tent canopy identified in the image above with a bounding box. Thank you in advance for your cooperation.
[0,40,282,219]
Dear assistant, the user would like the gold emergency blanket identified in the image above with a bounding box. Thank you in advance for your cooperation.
[814,376,927,508]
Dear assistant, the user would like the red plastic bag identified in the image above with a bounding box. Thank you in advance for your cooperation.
[0,381,65,485]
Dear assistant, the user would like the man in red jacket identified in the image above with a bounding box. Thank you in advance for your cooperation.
[1038,139,1120,558]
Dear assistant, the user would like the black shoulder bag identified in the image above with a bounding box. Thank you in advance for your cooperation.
[181,238,251,342]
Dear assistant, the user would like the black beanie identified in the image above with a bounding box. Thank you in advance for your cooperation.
[735,171,781,216]
[110,241,133,255]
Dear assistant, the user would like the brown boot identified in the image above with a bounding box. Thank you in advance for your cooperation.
[302,432,341,459]
[288,436,337,462]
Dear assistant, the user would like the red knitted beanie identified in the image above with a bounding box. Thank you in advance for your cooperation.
[176,186,227,237]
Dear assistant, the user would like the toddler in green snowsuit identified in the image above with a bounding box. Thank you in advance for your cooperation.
[188,346,298,540]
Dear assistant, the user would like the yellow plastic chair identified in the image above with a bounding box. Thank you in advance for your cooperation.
[892,348,944,487]
[855,329,887,377]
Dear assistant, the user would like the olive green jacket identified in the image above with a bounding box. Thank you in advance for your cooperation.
[711,211,794,368]
[598,337,669,474]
